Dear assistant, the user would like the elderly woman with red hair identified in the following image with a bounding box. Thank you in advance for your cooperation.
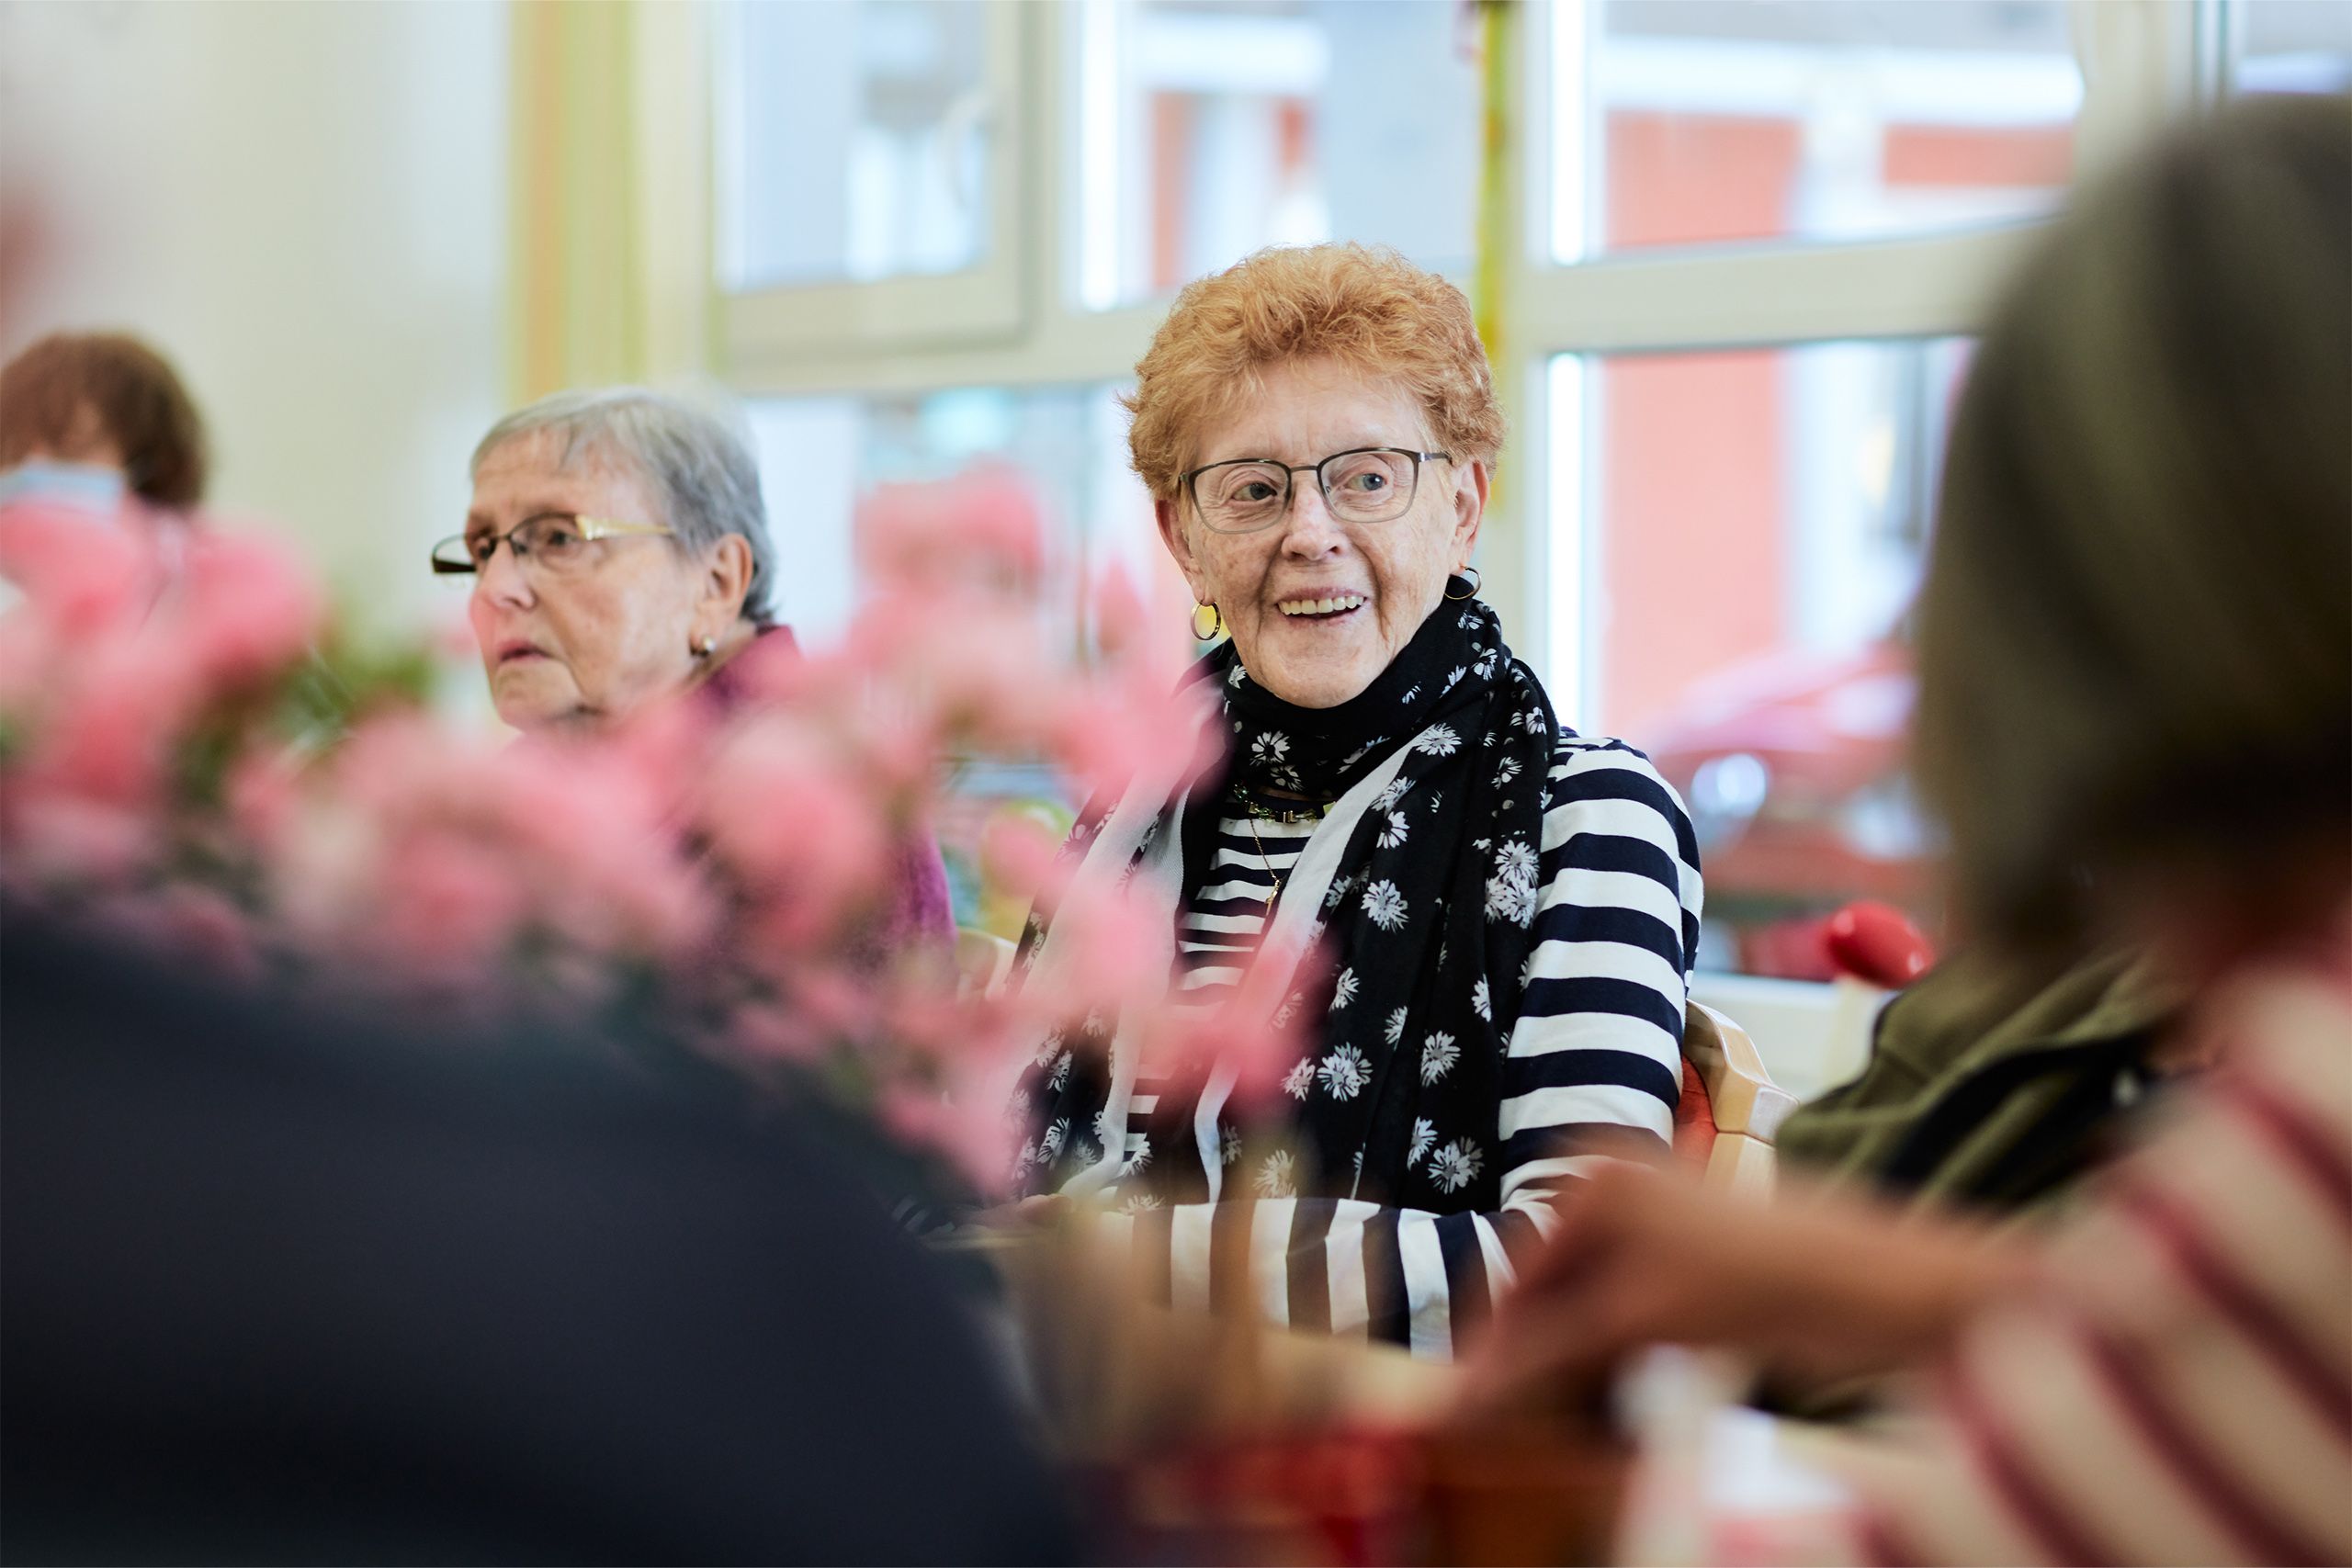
[1009,243,1703,1357]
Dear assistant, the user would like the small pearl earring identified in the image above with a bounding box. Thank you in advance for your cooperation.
[695,634,717,658]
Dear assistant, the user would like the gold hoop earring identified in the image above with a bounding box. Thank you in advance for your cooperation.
[1444,568,1481,601]
[1191,602,1224,640]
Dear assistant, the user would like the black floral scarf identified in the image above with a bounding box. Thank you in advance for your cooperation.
[1012,591,1562,1216]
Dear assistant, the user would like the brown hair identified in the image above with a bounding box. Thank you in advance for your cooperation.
[0,332,210,508]
[1913,95,2352,959]
[1124,243,1505,502]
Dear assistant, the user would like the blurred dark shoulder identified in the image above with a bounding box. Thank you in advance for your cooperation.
[1,917,1070,1566]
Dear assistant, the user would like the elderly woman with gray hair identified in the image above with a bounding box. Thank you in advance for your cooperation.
[436,387,952,947]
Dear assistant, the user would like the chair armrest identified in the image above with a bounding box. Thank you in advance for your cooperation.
[1683,1001,1800,1144]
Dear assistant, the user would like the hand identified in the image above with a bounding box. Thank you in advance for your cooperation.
[1457,1161,2027,1422]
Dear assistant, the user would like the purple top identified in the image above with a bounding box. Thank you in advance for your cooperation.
[703,626,956,958]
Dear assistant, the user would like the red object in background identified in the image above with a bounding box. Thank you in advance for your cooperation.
[1824,900,1937,987]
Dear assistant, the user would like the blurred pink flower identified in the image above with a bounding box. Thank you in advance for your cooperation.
[22,636,200,807]
[879,1077,1022,1196]
[373,826,532,984]
[0,499,154,634]
[698,717,889,946]
[0,790,156,888]
[857,465,1045,600]
[1028,883,1172,1021]
[178,532,324,688]
[978,807,1061,903]
[91,883,265,985]
[225,750,304,854]
[1048,670,1220,808]
[0,469,1284,1190]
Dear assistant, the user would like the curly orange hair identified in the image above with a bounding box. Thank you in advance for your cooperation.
[1123,243,1505,502]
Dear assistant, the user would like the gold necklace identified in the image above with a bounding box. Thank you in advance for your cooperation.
[1235,793,1327,903]
[1243,811,1284,902]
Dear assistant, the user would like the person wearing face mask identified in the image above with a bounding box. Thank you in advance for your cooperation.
[0,331,211,615]
[0,330,209,517]
[437,387,952,954]
[1008,243,1703,1359]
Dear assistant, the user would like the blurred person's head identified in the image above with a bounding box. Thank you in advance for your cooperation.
[1914,94,2352,975]
[0,331,209,510]
[445,388,777,733]
[1128,243,1501,708]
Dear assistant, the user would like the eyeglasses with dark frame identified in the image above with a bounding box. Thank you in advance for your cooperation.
[1180,446,1453,535]
[429,513,676,577]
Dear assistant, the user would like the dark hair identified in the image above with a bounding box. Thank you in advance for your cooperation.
[0,332,210,508]
[1913,95,2352,959]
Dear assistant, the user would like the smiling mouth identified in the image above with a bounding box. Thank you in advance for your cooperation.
[1276,593,1367,620]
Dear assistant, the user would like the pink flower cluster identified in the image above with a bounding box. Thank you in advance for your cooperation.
[0,472,1303,1193]
[0,502,321,896]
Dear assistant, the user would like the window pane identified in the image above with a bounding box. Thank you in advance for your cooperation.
[1078,0,1479,310]
[1557,1,2081,261]
[1552,340,1973,977]
[718,0,993,290]
[2237,0,2352,95]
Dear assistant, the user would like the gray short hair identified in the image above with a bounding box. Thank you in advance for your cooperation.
[471,387,779,626]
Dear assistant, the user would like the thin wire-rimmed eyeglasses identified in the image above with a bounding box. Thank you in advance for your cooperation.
[1181,447,1452,535]
[430,513,675,577]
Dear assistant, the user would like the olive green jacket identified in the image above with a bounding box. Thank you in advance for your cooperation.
[1777,946,2185,1217]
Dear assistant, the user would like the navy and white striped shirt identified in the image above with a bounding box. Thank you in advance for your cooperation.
[1092,732,1702,1359]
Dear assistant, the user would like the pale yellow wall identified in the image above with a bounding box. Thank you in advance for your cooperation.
[0,0,510,637]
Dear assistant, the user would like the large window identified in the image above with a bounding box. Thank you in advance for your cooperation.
[709,0,2245,972]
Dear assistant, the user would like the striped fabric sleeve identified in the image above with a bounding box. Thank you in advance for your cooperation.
[1819,963,2352,1565]
[1108,735,1702,1360]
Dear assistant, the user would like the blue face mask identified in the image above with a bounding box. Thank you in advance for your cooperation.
[0,460,130,514]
